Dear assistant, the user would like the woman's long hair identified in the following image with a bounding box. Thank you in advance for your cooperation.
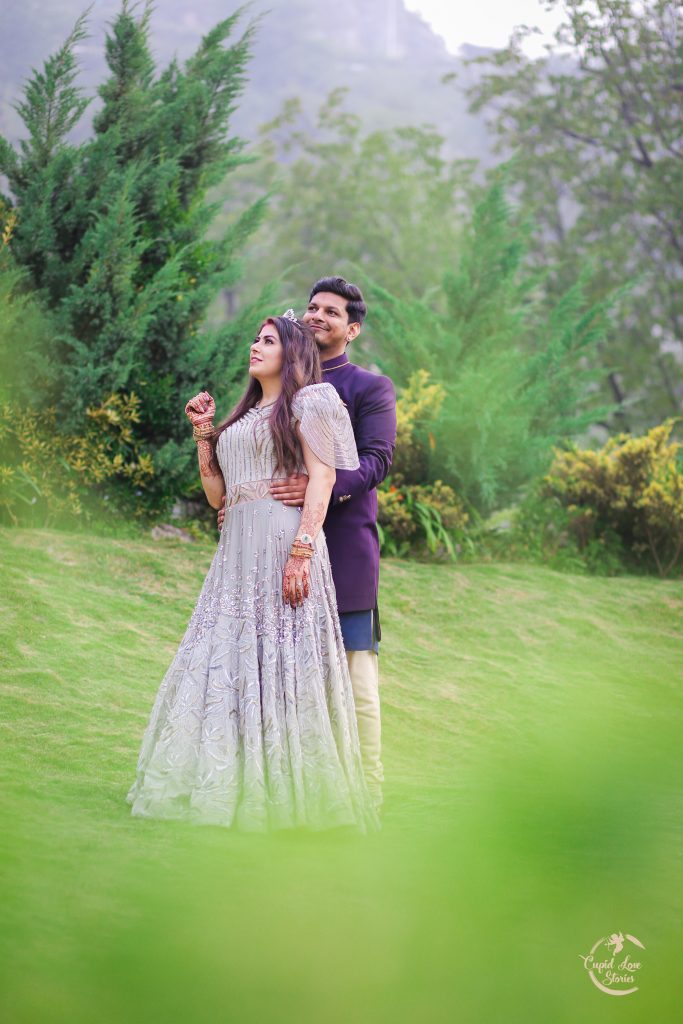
[207,315,322,476]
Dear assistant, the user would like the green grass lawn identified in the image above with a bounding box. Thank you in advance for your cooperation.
[1,527,682,1022]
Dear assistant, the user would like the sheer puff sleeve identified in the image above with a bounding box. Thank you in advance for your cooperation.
[291,383,360,470]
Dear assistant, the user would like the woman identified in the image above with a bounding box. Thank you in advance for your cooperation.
[126,312,379,833]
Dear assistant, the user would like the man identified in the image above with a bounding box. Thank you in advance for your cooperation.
[218,277,397,812]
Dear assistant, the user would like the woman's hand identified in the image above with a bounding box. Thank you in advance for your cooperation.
[282,555,310,608]
[185,391,215,426]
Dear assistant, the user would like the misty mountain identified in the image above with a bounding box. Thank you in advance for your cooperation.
[0,0,493,162]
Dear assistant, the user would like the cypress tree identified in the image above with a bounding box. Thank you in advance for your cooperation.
[0,2,268,512]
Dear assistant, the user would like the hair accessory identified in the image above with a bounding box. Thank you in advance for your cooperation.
[282,308,298,322]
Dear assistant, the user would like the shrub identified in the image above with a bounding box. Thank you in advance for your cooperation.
[499,420,683,577]
[484,490,626,576]
[377,369,471,559]
[0,394,155,527]
[377,480,470,559]
[390,369,445,482]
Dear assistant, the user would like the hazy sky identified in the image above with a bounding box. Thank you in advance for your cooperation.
[404,0,565,56]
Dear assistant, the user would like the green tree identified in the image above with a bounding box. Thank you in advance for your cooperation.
[0,202,56,408]
[212,89,475,309]
[465,0,683,429]
[361,179,617,513]
[0,2,268,513]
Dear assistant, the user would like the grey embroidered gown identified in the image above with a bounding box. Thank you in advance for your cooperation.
[126,383,380,833]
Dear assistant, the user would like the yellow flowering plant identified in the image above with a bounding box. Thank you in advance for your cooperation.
[541,419,683,577]
[0,393,155,526]
[377,370,471,559]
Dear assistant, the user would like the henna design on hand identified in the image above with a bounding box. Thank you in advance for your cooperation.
[282,555,310,607]
[185,391,216,426]
[197,438,221,478]
[299,500,326,540]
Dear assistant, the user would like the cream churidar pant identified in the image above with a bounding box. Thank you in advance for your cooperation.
[345,649,383,808]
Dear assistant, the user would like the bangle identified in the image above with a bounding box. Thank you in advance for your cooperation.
[193,422,214,441]
[290,541,314,559]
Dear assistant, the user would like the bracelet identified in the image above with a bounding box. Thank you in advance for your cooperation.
[193,422,214,441]
[290,541,314,559]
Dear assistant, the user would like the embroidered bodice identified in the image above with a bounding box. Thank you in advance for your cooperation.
[216,383,359,501]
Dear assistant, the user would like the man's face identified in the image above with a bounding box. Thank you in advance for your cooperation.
[303,291,359,352]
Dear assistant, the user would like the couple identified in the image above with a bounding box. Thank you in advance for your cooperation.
[126,277,397,833]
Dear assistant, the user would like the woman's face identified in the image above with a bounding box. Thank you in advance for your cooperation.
[249,321,284,381]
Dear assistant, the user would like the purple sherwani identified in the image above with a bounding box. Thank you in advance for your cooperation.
[321,352,397,614]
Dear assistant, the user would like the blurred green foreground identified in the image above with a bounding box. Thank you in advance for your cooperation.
[1,528,681,1022]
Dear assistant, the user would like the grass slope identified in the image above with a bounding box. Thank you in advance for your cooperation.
[1,528,682,1022]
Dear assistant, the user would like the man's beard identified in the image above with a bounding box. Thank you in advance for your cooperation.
[314,334,332,350]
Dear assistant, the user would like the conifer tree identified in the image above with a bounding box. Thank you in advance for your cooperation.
[362,179,618,512]
[0,2,267,512]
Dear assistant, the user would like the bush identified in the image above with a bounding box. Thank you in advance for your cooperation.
[389,369,445,482]
[484,491,627,576]
[377,480,470,559]
[489,420,683,577]
[377,369,472,559]
[0,394,155,527]
[542,420,683,577]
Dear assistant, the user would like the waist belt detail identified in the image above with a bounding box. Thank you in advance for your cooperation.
[226,478,284,508]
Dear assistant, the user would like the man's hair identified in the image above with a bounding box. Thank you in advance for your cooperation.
[308,276,367,326]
